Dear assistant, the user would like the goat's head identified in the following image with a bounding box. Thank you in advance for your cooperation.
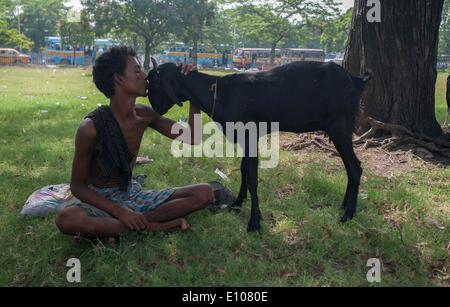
[147,58,186,115]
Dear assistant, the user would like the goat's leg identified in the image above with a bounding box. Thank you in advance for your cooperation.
[341,186,350,210]
[327,126,363,223]
[232,158,248,208]
[246,156,262,232]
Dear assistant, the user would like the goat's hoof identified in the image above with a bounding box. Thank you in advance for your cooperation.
[231,198,245,207]
[229,204,242,214]
[247,221,261,233]
[340,212,354,223]
[229,202,243,213]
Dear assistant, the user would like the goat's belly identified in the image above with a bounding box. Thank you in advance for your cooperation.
[254,107,324,126]
[279,122,323,133]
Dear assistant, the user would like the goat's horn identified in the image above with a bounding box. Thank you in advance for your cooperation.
[151,57,158,71]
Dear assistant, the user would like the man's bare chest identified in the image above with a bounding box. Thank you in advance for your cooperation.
[120,121,147,156]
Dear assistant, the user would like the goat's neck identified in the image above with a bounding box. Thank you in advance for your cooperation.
[180,72,220,118]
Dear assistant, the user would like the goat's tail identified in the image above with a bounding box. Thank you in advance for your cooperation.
[348,70,372,132]
[352,70,372,92]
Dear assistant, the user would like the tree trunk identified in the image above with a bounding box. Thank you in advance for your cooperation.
[144,38,151,70]
[344,0,444,138]
[132,36,138,53]
[270,42,277,66]
[192,39,198,67]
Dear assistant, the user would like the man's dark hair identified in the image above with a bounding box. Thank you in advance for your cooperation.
[93,46,137,98]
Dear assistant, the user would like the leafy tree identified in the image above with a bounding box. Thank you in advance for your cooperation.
[320,8,352,53]
[173,0,216,67]
[0,19,33,51]
[19,0,68,52]
[81,0,120,38]
[0,0,18,25]
[439,0,450,55]
[233,0,340,64]
[202,8,235,52]
[59,10,95,65]
[117,0,177,70]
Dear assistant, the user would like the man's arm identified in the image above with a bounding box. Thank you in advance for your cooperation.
[70,119,150,231]
[139,103,202,145]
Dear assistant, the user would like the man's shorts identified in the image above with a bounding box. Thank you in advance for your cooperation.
[69,180,176,218]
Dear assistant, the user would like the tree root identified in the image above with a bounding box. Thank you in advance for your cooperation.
[353,117,450,158]
[283,118,450,160]
[311,139,338,155]
[283,134,338,155]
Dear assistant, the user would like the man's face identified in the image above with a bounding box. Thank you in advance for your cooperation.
[119,56,148,97]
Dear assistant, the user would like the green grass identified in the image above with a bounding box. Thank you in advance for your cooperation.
[0,66,448,287]
[436,71,449,124]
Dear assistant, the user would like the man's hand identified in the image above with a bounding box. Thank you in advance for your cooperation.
[116,208,150,231]
[177,63,196,75]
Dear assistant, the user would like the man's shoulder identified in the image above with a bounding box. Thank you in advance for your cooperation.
[77,118,97,140]
[135,104,160,122]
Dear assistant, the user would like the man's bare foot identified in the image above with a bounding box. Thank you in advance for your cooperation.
[179,218,191,231]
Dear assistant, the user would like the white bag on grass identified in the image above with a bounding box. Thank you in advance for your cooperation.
[20,184,80,217]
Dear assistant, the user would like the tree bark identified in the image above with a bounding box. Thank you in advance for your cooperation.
[144,38,151,70]
[270,42,277,66]
[192,39,198,67]
[344,0,444,138]
[132,36,138,53]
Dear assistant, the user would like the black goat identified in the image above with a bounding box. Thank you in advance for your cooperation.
[147,59,370,232]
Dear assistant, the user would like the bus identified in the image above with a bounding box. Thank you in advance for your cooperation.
[232,48,282,70]
[93,39,115,59]
[232,48,325,70]
[44,37,115,66]
[281,48,325,64]
[44,36,85,65]
[158,44,232,68]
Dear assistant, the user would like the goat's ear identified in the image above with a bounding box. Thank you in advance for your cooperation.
[151,57,158,71]
[146,69,160,86]
[162,75,184,107]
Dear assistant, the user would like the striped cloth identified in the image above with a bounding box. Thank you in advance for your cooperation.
[70,180,176,218]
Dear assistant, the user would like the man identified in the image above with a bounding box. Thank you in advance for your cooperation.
[56,46,214,238]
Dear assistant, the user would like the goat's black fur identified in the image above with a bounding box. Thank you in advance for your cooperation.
[148,60,371,232]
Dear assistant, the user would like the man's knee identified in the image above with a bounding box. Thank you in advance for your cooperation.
[56,207,89,235]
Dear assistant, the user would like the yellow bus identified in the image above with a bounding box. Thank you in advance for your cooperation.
[232,48,282,70]
[159,44,231,67]
[232,48,325,70]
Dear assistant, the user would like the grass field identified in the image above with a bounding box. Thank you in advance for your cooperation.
[0,66,448,287]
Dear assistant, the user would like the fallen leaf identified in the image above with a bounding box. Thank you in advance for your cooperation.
[215,168,229,181]
[136,156,153,165]
[282,272,297,278]
[216,268,226,274]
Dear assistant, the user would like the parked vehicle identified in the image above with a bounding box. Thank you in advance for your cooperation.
[0,48,30,65]
[159,43,232,68]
